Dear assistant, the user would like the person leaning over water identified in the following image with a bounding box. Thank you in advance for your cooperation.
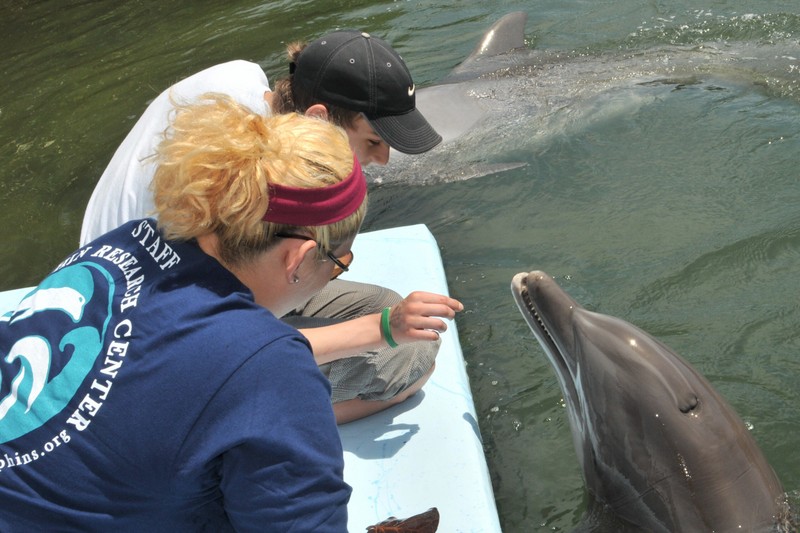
[0,96,374,530]
[80,30,453,424]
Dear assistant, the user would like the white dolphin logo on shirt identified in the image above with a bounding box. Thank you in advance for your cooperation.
[2,287,87,324]
[0,262,109,443]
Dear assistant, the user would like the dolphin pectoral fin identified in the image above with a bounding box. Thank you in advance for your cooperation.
[426,161,528,183]
[372,159,527,185]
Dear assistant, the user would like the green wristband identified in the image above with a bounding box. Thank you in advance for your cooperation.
[381,307,398,348]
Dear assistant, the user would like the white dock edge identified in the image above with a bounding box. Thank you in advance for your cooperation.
[0,224,501,532]
[339,225,500,533]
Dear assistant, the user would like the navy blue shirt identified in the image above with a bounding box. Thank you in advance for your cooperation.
[0,219,350,531]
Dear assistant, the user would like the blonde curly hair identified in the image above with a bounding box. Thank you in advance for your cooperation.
[152,93,367,266]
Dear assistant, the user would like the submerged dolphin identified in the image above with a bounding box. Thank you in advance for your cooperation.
[370,11,800,185]
[510,270,790,532]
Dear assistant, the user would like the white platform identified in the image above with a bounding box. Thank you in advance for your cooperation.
[339,225,499,532]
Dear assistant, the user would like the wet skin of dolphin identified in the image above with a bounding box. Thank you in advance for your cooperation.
[511,270,789,532]
[372,11,800,186]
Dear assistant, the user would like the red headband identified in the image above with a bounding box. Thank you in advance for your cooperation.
[263,154,366,226]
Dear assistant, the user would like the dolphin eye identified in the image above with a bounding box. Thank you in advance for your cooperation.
[679,395,699,414]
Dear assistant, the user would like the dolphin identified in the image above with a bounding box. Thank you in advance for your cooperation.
[4,286,87,324]
[370,11,800,185]
[415,11,529,145]
[510,270,791,532]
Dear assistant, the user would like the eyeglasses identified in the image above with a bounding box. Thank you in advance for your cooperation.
[275,233,353,280]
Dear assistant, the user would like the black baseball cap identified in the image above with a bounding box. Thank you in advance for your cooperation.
[292,30,442,155]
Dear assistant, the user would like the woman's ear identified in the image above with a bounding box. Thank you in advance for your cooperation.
[304,104,329,121]
[284,238,319,284]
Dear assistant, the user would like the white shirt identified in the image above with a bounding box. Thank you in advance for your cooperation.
[80,60,271,245]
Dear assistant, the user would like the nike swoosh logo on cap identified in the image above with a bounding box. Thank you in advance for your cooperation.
[408,84,415,96]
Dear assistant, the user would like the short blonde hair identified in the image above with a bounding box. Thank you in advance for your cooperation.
[152,93,366,266]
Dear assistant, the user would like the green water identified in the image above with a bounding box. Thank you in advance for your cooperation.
[2,1,800,531]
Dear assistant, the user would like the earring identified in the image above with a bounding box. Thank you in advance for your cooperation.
[292,276,300,284]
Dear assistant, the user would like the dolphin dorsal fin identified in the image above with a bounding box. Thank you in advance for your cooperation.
[441,11,529,84]
[465,11,528,62]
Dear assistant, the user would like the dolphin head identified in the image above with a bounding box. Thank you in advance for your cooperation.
[511,270,790,532]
